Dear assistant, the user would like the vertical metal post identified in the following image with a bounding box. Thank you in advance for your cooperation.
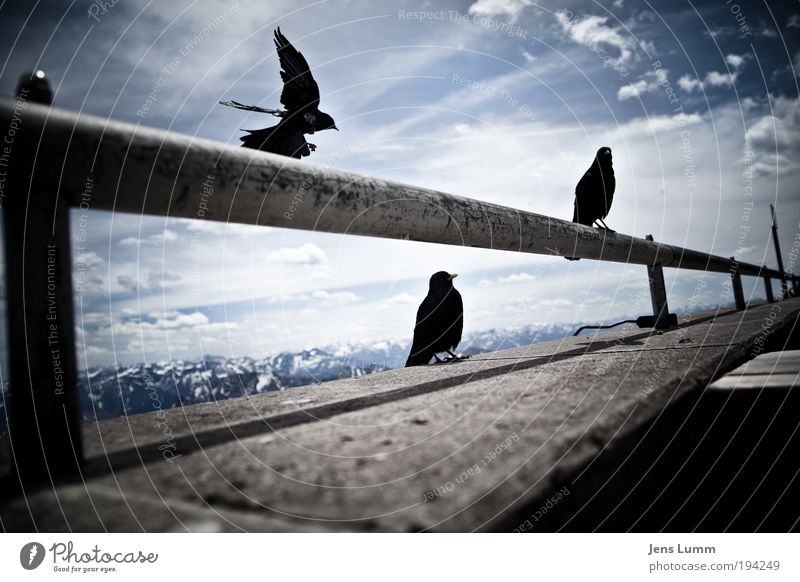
[730,257,746,310]
[769,204,790,299]
[2,93,83,486]
[763,271,774,303]
[645,235,670,324]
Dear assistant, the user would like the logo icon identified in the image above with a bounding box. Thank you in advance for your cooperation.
[20,542,46,570]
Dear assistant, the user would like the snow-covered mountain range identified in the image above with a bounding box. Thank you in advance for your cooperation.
[0,322,577,429]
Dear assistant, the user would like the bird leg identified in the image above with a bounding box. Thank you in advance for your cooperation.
[433,354,445,363]
[446,350,469,361]
[596,218,615,232]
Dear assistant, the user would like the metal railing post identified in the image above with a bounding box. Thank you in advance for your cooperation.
[769,204,790,299]
[763,269,774,303]
[2,93,83,486]
[731,257,746,310]
[645,235,670,325]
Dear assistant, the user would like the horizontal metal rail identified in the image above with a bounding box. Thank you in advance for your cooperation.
[2,98,795,280]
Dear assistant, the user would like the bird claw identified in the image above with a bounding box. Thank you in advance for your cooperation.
[308,143,317,151]
[441,353,470,363]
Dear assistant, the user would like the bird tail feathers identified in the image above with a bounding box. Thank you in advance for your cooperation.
[240,125,310,158]
[405,350,433,367]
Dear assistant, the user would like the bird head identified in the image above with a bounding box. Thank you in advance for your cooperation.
[430,271,458,289]
[596,146,612,163]
[316,111,339,132]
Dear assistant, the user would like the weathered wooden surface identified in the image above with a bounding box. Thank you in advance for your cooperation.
[709,350,799,389]
[0,97,793,276]
[2,299,798,532]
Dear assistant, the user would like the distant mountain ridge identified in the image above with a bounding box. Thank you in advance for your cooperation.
[0,322,578,429]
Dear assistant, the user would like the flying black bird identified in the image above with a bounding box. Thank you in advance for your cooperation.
[405,272,466,367]
[220,28,337,158]
[572,146,615,229]
[566,146,615,261]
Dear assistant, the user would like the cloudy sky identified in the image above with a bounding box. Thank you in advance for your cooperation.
[1,0,798,367]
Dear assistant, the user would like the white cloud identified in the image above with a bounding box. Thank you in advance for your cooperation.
[154,312,209,329]
[310,290,360,303]
[677,70,737,92]
[705,70,736,87]
[118,230,178,246]
[617,69,668,101]
[678,74,702,93]
[793,51,800,78]
[468,0,529,21]
[555,12,637,65]
[725,53,748,70]
[745,96,800,176]
[788,14,800,29]
[616,112,703,138]
[266,289,360,304]
[386,292,415,304]
[74,251,103,268]
[267,243,327,265]
[618,79,652,101]
[498,272,536,283]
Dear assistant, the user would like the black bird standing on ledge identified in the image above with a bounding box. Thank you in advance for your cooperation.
[573,146,615,229]
[566,146,616,260]
[220,28,338,158]
[406,272,466,367]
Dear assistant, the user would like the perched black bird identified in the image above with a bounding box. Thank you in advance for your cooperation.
[220,28,337,158]
[566,146,615,261]
[572,146,615,229]
[405,272,466,367]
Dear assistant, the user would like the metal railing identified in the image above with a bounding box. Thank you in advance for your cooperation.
[1,98,797,486]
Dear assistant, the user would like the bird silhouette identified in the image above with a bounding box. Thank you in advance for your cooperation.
[566,147,615,260]
[220,28,337,158]
[405,272,466,367]
[572,146,615,229]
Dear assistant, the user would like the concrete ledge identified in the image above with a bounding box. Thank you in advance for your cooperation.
[2,299,799,532]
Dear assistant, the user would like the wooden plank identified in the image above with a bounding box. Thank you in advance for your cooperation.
[709,373,799,390]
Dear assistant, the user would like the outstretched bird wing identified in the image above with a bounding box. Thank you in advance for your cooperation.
[274,27,320,112]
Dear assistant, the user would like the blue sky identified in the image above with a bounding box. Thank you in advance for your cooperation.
[1,0,799,367]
